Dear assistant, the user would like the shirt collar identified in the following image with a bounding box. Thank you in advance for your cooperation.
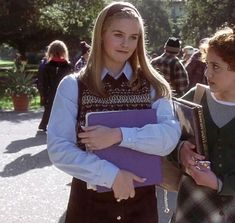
[101,62,133,80]
[211,92,235,106]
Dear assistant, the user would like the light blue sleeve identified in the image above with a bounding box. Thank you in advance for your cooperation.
[119,97,181,156]
[47,74,119,189]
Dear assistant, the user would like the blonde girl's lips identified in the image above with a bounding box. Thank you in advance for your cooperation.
[117,50,129,53]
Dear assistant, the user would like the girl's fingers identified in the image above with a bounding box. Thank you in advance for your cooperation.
[132,174,146,183]
[129,190,135,198]
[80,139,90,144]
[81,125,99,131]
[78,125,101,138]
[193,153,205,161]
[78,132,88,139]
[183,140,196,149]
[78,129,94,138]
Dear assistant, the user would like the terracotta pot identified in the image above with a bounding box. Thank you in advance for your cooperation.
[12,95,30,112]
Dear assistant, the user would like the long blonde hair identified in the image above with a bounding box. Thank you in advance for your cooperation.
[80,1,171,98]
[46,40,69,62]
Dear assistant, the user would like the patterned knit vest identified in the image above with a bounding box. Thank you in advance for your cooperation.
[77,73,152,150]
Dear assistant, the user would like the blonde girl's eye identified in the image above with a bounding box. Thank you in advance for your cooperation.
[130,35,138,41]
[114,33,123,38]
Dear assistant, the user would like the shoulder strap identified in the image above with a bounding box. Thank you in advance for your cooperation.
[193,83,208,104]
[76,75,82,121]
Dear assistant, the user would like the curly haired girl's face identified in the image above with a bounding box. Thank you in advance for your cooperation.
[102,18,140,72]
[205,48,235,101]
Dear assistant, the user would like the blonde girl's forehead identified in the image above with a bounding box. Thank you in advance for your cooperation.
[109,17,140,28]
[103,16,141,34]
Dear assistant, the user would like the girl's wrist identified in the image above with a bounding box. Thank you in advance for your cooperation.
[113,128,122,145]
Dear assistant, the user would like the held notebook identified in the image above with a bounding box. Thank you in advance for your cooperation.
[173,97,208,157]
[85,109,162,193]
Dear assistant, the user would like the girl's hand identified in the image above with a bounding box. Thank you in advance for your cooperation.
[179,141,205,169]
[78,125,122,150]
[112,170,146,201]
[187,165,218,190]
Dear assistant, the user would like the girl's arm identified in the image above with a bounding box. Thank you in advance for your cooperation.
[80,97,181,156]
[47,74,119,189]
[119,97,181,156]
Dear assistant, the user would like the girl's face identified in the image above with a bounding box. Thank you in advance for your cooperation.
[205,48,235,101]
[102,17,140,75]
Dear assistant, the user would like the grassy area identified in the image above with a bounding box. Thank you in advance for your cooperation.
[0,60,14,66]
[0,60,38,72]
[0,95,41,111]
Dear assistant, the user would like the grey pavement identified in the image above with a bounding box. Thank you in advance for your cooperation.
[0,109,177,223]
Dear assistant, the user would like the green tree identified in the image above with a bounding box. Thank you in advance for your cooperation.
[130,0,172,53]
[38,0,105,59]
[38,0,104,42]
[0,0,105,57]
[181,0,235,46]
[0,0,47,55]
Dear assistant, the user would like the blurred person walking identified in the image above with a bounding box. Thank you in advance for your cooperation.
[74,41,90,72]
[181,45,195,65]
[38,40,73,131]
[185,38,209,89]
[151,37,189,97]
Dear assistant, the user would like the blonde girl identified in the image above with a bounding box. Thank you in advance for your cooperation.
[47,2,181,222]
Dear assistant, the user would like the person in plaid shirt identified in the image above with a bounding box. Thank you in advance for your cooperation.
[151,37,189,97]
[75,41,90,72]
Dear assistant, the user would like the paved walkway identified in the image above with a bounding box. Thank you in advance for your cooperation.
[0,109,177,223]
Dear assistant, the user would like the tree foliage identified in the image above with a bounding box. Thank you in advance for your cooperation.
[181,0,235,46]
[0,0,171,56]
[0,0,105,56]
[130,0,171,53]
[1,0,235,58]
[39,0,104,38]
[0,0,46,54]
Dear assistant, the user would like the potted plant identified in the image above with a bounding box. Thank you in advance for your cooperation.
[4,63,38,111]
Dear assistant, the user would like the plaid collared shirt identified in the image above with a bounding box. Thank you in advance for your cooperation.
[75,56,86,72]
[151,53,189,97]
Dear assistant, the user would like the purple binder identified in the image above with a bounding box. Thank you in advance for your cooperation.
[86,109,162,192]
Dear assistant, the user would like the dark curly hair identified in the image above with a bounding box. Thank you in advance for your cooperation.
[208,26,235,71]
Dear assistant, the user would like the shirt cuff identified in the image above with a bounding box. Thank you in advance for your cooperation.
[97,160,120,189]
[119,127,136,148]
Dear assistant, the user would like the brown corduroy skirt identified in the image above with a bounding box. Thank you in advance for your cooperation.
[65,178,158,223]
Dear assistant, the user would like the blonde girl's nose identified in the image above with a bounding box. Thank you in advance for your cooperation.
[121,37,129,47]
